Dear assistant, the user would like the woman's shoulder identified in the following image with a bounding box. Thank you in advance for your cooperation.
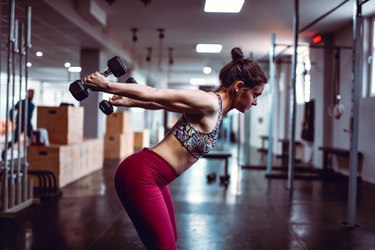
[196,91,220,111]
[183,91,220,118]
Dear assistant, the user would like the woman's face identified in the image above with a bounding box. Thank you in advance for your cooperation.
[233,84,265,113]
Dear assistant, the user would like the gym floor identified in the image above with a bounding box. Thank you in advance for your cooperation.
[1,147,375,250]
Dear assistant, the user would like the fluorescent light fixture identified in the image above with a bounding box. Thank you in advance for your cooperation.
[204,0,244,13]
[36,51,43,57]
[304,58,311,71]
[190,78,206,85]
[68,66,82,73]
[196,44,222,53]
[64,62,71,68]
[203,67,212,74]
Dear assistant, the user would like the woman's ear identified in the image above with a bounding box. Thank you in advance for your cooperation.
[233,80,245,93]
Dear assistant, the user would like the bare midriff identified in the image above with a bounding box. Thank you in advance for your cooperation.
[150,131,199,175]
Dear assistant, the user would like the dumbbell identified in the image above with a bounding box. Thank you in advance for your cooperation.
[206,172,217,182]
[99,77,138,115]
[219,175,230,186]
[69,56,127,101]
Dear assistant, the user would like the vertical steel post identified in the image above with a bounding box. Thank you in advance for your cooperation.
[9,19,19,208]
[237,113,241,166]
[267,33,276,174]
[245,111,252,165]
[23,6,32,201]
[3,0,16,211]
[287,0,299,194]
[17,22,25,205]
[9,19,20,207]
[0,0,2,120]
[347,0,362,228]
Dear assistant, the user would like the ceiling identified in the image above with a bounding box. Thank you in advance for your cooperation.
[1,0,375,87]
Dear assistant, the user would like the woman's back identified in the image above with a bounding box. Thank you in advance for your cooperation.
[151,91,222,175]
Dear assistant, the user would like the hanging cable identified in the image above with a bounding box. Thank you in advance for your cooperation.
[140,0,151,6]
[130,28,138,71]
[167,47,174,80]
[146,47,153,79]
[146,47,152,62]
[157,28,164,72]
[328,48,345,119]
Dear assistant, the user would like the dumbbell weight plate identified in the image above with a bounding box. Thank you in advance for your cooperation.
[103,56,128,77]
[99,100,114,115]
[219,175,230,185]
[69,80,89,101]
[206,172,217,182]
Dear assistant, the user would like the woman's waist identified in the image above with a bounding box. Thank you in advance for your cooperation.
[118,148,179,185]
[150,137,198,175]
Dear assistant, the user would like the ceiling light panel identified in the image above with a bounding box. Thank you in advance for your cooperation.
[196,44,222,53]
[204,0,244,13]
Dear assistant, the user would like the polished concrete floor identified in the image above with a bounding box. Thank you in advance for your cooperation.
[1,147,375,250]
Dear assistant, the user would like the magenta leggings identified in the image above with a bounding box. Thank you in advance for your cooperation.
[114,148,178,250]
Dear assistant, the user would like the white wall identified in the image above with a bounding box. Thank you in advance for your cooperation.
[309,46,331,168]
[250,83,271,148]
[333,23,375,184]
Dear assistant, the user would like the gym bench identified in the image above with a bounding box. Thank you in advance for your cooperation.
[318,146,364,176]
[203,151,232,185]
[277,139,303,166]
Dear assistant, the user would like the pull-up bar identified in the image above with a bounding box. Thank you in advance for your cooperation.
[346,0,363,229]
[267,0,366,229]
[273,43,352,60]
[262,0,353,61]
[299,0,349,33]
[276,43,352,50]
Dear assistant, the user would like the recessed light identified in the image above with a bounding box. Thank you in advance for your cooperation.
[68,66,82,73]
[203,67,212,74]
[64,62,71,68]
[204,0,244,13]
[36,51,43,57]
[26,62,32,67]
[196,44,222,53]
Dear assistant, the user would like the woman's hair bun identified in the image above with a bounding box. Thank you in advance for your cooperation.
[231,47,244,61]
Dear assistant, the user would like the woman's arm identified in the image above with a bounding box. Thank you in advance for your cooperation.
[84,71,218,115]
[109,95,181,112]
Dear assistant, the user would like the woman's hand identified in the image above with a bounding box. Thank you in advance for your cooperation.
[84,71,111,92]
[109,95,131,107]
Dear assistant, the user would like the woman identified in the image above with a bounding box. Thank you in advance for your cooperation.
[84,47,267,250]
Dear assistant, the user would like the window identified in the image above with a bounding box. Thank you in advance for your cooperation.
[370,18,375,96]
[296,48,311,104]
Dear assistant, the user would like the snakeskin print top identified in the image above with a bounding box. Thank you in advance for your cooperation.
[171,94,223,159]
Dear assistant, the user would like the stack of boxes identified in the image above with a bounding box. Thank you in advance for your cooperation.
[28,106,104,188]
[133,130,150,151]
[104,111,134,160]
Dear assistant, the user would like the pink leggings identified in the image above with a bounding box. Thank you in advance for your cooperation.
[114,148,178,250]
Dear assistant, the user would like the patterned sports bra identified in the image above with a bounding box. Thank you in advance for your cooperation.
[171,94,223,159]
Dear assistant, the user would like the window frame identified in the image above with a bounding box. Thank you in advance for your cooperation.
[369,17,375,97]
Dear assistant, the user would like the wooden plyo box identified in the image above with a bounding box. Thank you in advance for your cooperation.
[28,138,103,188]
[104,132,134,160]
[133,130,150,151]
[37,106,84,145]
[106,111,131,135]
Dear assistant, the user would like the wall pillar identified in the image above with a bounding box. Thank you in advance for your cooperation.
[80,48,105,138]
